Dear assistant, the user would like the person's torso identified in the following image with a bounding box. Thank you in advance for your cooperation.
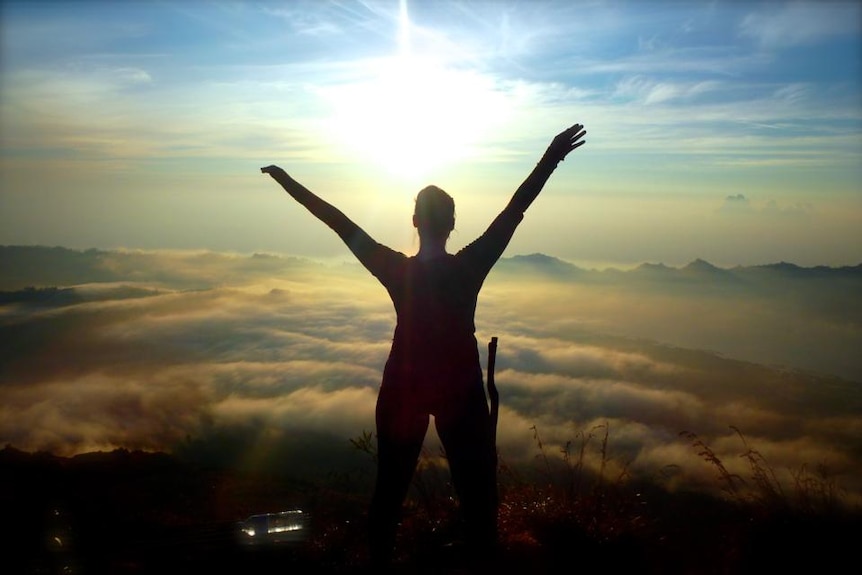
[386,254,481,372]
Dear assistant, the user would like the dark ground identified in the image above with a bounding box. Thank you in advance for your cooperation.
[1,446,859,574]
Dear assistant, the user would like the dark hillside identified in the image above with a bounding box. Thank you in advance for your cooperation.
[2,446,858,574]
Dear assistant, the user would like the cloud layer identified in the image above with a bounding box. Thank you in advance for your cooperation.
[1,247,860,503]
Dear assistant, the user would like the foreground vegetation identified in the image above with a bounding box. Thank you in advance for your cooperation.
[2,426,859,574]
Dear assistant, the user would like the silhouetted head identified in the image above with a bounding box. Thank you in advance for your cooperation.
[413,185,455,241]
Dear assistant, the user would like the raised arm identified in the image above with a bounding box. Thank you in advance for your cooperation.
[460,123,587,272]
[506,123,586,215]
[260,165,383,266]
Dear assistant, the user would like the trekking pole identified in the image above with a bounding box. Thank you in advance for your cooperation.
[487,336,499,449]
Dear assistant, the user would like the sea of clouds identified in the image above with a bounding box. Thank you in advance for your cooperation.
[1,246,860,503]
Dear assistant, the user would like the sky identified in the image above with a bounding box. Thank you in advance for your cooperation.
[1,0,860,268]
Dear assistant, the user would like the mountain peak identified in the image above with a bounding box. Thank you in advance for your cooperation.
[500,253,582,277]
[760,261,802,272]
[636,262,671,271]
[509,253,565,265]
[684,258,720,272]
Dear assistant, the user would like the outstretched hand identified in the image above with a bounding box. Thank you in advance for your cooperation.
[544,123,587,164]
[260,165,287,179]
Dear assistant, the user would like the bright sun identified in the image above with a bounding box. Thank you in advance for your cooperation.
[322,2,505,179]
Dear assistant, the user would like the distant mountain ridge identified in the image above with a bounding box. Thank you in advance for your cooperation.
[495,251,862,280]
[1,245,860,291]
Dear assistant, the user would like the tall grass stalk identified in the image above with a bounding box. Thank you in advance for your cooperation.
[681,426,846,514]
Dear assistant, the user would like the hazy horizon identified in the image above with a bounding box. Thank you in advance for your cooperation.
[3,241,861,273]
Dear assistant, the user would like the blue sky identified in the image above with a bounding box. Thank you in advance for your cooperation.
[1,0,860,266]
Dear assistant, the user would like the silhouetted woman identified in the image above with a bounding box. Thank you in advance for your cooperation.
[261,123,586,567]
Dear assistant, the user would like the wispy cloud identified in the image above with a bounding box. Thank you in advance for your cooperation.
[739,1,862,48]
[612,75,724,105]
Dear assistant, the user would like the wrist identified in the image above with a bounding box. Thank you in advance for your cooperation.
[537,154,560,169]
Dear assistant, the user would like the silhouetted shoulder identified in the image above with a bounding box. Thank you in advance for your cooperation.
[355,241,410,288]
[457,207,524,279]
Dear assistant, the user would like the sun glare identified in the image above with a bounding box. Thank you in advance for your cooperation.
[321,2,505,179]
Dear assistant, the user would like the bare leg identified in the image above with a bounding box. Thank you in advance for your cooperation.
[435,384,498,559]
[369,386,430,567]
